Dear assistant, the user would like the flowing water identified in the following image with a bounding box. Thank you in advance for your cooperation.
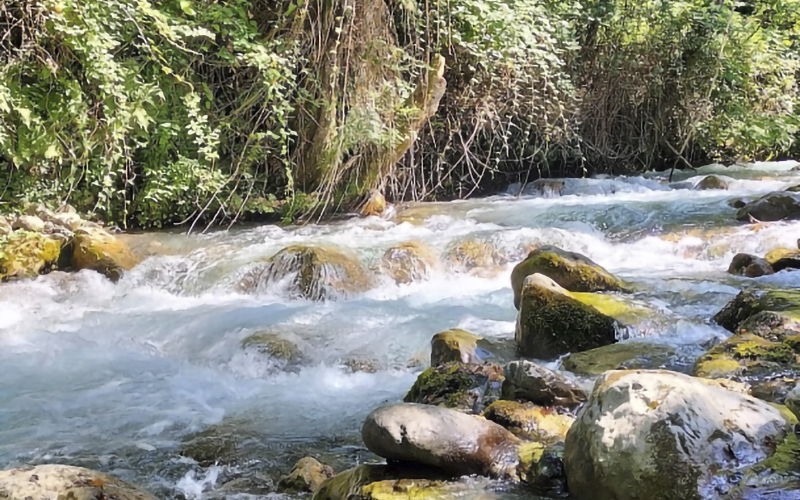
[2,162,800,498]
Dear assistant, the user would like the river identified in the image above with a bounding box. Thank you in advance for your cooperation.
[2,162,800,499]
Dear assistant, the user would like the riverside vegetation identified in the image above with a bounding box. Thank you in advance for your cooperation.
[2,0,800,228]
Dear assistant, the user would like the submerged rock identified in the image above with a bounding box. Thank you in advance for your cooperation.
[561,342,678,376]
[727,253,775,277]
[502,360,586,408]
[736,191,800,222]
[380,241,436,284]
[241,331,305,370]
[443,237,501,274]
[72,227,139,282]
[482,400,574,444]
[362,403,521,478]
[515,274,622,359]
[511,245,624,309]
[694,175,729,190]
[278,457,335,494]
[564,370,789,500]
[0,231,64,281]
[0,464,156,500]
[404,362,503,413]
[240,244,372,300]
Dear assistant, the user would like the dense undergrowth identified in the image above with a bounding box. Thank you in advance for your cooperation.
[1,0,799,228]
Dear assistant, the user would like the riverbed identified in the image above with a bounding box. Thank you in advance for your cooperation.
[2,162,800,498]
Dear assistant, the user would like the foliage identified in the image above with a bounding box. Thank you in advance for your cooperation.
[1,0,799,227]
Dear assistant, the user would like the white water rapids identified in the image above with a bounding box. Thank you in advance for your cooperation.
[2,162,800,498]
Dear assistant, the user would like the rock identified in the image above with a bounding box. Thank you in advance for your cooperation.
[56,203,77,214]
[361,403,521,478]
[360,190,387,217]
[482,400,574,444]
[713,289,800,339]
[694,175,729,190]
[0,231,64,280]
[52,211,84,231]
[443,238,502,274]
[786,383,800,420]
[72,227,139,282]
[511,245,624,309]
[765,247,800,272]
[736,191,800,222]
[11,215,45,233]
[0,464,156,500]
[515,274,622,359]
[722,432,800,499]
[380,241,436,284]
[313,465,499,500]
[179,422,253,466]
[239,245,372,300]
[561,342,678,376]
[278,457,335,494]
[502,360,587,408]
[0,217,11,236]
[241,331,305,369]
[404,362,504,413]
[693,332,800,381]
[527,178,566,197]
[727,253,775,277]
[430,329,504,366]
[564,370,790,500]
[342,357,381,373]
[729,198,750,209]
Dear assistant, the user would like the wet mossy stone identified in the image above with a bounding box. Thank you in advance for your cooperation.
[728,253,775,278]
[766,247,800,273]
[561,342,677,376]
[564,370,789,500]
[0,231,64,281]
[694,175,729,190]
[515,274,623,359]
[693,333,800,381]
[404,362,503,413]
[0,464,157,500]
[72,227,139,282]
[443,237,502,274]
[482,400,574,444]
[179,421,255,466]
[239,244,372,300]
[241,331,305,364]
[511,245,624,309]
[713,289,800,338]
[381,241,437,284]
[429,329,508,366]
[736,191,800,222]
[502,360,587,408]
[278,457,335,494]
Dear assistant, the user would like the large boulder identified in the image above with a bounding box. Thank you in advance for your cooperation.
[515,274,623,359]
[361,403,521,478]
[727,253,774,278]
[482,400,574,444]
[511,246,624,309]
[736,191,800,222]
[72,227,139,282]
[404,362,504,413]
[0,231,64,281]
[564,370,790,500]
[0,464,156,500]
[278,457,335,494]
[381,241,437,284]
[239,245,372,300]
[502,360,586,408]
[561,342,678,376]
[713,289,800,339]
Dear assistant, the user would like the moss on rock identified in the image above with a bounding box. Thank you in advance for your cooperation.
[482,400,574,444]
[511,245,624,309]
[404,362,504,413]
[561,342,677,376]
[278,457,335,494]
[72,227,139,282]
[0,231,64,281]
[381,241,437,284]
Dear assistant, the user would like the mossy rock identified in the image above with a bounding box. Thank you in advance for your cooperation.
[239,245,372,300]
[516,442,567,494]
[0,231,64,281]
[313,465,496,500]
[404,362,504,413]
[72,227,139,282]
[569,291,651,324]
[736,191,800,222]
[694,175,729,190]
[515,274,622,359]
[727,253,775,278]
[502,360,587,408]
[381,241,437,284]
[765,247,800,273]
[429,329,510,366]
[179,421,255,466]
[511,245,624,309]
[443,238,502,275]
[482,400,574,445]
[0,464,157,500]
[713,290,800,338]
[723,433,800,499]
[241,331,306,368]
[360,190,387,217]
[561,342,677,376]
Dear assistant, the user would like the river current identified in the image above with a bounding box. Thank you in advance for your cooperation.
[2,162,800,498]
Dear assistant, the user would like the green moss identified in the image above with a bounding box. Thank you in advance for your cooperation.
[404,362,503,411]
[0,231,64,281]
[570,292,649,323]
[752,433,800,476]
[768,403,799,426]
[562,342,676,375]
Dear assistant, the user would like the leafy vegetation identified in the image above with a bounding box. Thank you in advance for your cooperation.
[1,0,799,228]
